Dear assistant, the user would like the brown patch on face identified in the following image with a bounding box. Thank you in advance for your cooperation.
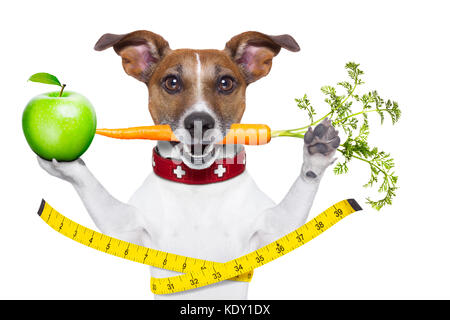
[147,50,198,125]
[197,50,247,127]
[146,49,247,133]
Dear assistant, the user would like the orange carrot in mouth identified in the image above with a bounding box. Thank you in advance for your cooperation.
[220,124,271,145]
[96,125,176,142]
[95,124,271,145]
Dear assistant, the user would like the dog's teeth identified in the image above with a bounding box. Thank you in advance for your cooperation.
[194,156,202,165]
[179,142,218,168]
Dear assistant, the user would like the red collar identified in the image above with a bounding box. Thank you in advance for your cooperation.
[152,147,246,185]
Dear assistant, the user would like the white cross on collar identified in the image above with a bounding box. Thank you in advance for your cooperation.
[173,165,186,179]
[214,164,227,178]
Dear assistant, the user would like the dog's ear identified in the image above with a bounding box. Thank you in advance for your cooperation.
[224,31,300,84]
[94,30,171,82]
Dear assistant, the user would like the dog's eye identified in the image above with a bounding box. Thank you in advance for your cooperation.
[162,75,182,93]
[218,76,235,93]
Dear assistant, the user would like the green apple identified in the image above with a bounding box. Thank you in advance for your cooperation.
[22,90,97,161]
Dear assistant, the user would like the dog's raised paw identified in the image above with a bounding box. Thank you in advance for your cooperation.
[304,118,340,156]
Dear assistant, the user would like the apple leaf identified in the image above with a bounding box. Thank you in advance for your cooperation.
[28,73,62,87]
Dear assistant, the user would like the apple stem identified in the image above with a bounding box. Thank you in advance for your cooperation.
[59,84,66,97]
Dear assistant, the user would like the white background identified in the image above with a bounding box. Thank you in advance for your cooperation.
[1,0,449,299]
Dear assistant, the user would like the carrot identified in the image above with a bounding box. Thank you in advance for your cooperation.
[96,125,176,141]
[95,124,271,145]
[219,124,271,145]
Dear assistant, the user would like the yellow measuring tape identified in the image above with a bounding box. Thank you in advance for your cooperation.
[37,198,361,295]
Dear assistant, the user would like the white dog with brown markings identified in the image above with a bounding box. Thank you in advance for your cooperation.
[38,30,340,299]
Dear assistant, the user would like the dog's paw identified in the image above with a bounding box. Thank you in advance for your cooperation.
[37,156,86,184]
[304,118,340,156]
[302,118,340,180]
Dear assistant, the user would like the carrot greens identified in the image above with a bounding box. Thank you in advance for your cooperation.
[272,62,401,210]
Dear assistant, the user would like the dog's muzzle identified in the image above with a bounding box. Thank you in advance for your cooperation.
[173,111,223,169]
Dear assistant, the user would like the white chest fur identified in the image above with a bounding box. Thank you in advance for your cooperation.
[128,170,275,299]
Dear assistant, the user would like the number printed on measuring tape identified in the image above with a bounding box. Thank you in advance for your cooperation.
[37,198,362,294]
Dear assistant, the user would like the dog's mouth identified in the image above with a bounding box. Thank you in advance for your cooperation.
[168,112,227,169]
[170,128,223,169]
[185,143,214,157]
[169,129,222,169]
[167,140,219,170]
[181,142,218,167]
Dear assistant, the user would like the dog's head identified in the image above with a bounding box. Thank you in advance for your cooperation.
[95,30,299,169]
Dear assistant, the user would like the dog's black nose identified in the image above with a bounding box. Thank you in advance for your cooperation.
[184,112,215,138]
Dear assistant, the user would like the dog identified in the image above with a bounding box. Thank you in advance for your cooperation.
[37,30,340,299]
